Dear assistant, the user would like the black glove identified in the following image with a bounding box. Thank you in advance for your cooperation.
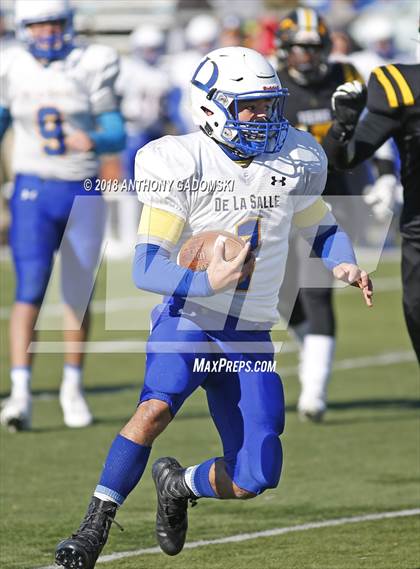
[330,80,367,141]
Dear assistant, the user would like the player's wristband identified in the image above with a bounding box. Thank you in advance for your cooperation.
[133,243,214,297]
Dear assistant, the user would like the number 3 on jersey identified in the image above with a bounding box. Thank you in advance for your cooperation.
[235,217,261,292]
[37,107,65,155]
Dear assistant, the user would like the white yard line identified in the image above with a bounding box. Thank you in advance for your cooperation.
[1,349,414,404]
[280,350,416,376]
[26,339,299,355]
[0,277,402,320]
[0,295,143,320]
[34,508,420,569]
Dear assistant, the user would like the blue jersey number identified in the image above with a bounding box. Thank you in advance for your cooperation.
[37,107,65,155]
[235,217,261,292]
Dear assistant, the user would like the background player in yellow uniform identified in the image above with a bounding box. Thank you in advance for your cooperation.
[274,8,373,422]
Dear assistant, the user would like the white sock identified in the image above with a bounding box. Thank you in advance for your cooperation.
[60,365,82,393]
[184,465,200,497]
[299,334,335,408]
[10,367,31,399]
[93,491,120,505]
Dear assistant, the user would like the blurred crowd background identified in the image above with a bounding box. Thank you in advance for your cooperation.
[0,0,418,254]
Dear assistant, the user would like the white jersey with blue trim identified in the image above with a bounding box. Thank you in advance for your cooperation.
[0,42,120,181]
[116,55,170,136]
[136,128,327,324]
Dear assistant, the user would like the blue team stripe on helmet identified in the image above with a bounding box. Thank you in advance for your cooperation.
[191,58,219,93]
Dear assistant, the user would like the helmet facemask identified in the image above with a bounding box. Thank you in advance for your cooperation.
[212,90,289,157]
[26,18,73,61]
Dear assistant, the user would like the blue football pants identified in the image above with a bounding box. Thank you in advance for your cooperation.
[139,304,285,495]
[10,174,106,308]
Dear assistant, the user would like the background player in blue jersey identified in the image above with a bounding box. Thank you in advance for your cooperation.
[0,0,125,431]
[55,46,372,569]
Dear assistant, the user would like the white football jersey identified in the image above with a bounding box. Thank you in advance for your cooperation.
[0,42,120,180]
[136,129,327,324]
[116,56,170,135]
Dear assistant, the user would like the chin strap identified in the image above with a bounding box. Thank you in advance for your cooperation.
[214,138,255,165]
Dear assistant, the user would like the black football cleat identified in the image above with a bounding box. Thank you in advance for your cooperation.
[55,496,121,569]
[152,457,198,556]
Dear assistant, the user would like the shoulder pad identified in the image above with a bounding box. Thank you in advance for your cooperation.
[285,127,327,172]
[80,43,120,73]
[368,64,416,114]
[136,136,196,182]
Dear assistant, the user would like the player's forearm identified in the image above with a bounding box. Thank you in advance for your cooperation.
[0,106,12,141]
[299,212,356,271]
[322,124,355,169]
[133,243,214,297]
[88,110,126,154]
[313,225,356,270]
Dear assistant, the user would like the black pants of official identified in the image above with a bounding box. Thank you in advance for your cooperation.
[401,237,420,364]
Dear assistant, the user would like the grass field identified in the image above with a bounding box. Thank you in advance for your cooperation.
[0,253,419,569]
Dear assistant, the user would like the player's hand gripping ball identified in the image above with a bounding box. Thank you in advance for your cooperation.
[178,231,247,271]
[178,231,255,291]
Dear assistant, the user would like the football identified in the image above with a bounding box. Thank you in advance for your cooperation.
[178,230,246,271]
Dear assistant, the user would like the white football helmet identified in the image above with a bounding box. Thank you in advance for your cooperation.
[130,24,165,64]
[130,24,165,50]
[185,14,219,49]
[190,46,289,157]
[15,0,74,61]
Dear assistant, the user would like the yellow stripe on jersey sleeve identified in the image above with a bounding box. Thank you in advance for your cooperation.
[138,205,185,245]
[386,64,415,106]
[304,8,312,31]
[373,67,398,108]
[293,197,329,228]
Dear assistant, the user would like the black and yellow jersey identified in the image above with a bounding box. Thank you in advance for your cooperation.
[324,63,420,238]
[279,61,363,144]
[278,61,363,196]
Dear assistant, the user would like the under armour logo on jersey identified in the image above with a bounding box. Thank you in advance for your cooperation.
[20,189,38,201]
[271,176,286,186]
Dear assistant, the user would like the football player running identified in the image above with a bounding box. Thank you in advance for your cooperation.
[0,0,125,431]
[55,47,372,569]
